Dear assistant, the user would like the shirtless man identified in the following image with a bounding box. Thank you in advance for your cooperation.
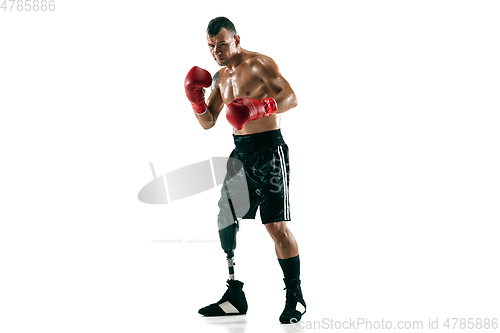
[184,17,306,324]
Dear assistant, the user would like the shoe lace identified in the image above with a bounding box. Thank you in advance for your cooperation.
[220,280,240,301]
[283,281,298,310]
[283,279,306,314]
[220,282,233,300]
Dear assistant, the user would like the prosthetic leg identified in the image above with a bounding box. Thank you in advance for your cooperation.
[219,185,239,280]
[217,156,249,280]
[198,158,249,316]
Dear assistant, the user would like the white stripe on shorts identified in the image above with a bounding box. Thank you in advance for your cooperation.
[277,146,290,220]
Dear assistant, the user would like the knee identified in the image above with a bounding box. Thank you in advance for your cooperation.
[265,222,290,244]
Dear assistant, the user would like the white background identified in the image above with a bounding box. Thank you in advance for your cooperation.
[1,1,499,332]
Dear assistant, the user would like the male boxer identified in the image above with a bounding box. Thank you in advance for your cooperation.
[184,17,306,324]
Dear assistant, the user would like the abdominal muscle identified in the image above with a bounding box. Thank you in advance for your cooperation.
[233,113,281,135]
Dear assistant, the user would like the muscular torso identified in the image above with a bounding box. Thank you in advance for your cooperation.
[216,51,281,135]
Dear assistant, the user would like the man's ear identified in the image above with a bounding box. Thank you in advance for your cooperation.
[234,35,241,47]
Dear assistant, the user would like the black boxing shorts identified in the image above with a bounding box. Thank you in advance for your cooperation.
[217,129,291,225]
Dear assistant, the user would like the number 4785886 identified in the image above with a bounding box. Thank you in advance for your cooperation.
[1,0,56,11]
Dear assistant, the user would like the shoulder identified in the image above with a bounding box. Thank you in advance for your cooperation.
[217,66,232,79]
[249,53,277,66]
[249,53,280,74]
[213,67,229,89]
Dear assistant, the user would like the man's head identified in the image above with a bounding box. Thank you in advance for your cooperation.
[207,17,241,66]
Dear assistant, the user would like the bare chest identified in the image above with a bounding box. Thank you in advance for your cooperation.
[218,65,268,105]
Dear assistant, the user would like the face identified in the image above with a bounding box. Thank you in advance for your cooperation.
[207,28,240,66]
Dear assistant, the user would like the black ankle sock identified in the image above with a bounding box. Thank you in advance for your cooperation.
[278,255,300,280]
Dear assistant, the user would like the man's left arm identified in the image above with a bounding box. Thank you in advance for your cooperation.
[259,56,298,114]
[226,56,298,130]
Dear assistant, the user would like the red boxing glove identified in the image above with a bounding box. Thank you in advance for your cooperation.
[226,97,278,130]
[184,66,212,114]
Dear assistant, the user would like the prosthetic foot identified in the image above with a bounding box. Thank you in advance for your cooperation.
[198,279,248,316]
[279,278,306,324]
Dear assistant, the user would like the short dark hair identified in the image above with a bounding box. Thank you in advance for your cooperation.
[207,17,237,37]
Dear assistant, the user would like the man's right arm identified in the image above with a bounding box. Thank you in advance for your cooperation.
[184,66,225,130]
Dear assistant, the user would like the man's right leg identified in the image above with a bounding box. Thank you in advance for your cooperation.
[198,157,256,316]
[197,217,249,316]
[198,202,249,315]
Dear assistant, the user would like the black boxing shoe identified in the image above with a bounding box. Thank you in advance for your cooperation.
[198,279,248,316]
[279,278,306,324]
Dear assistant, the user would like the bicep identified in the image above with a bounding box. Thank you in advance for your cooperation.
[260,57,293,96]
[259,57,298,111]
[267,75,292,96]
